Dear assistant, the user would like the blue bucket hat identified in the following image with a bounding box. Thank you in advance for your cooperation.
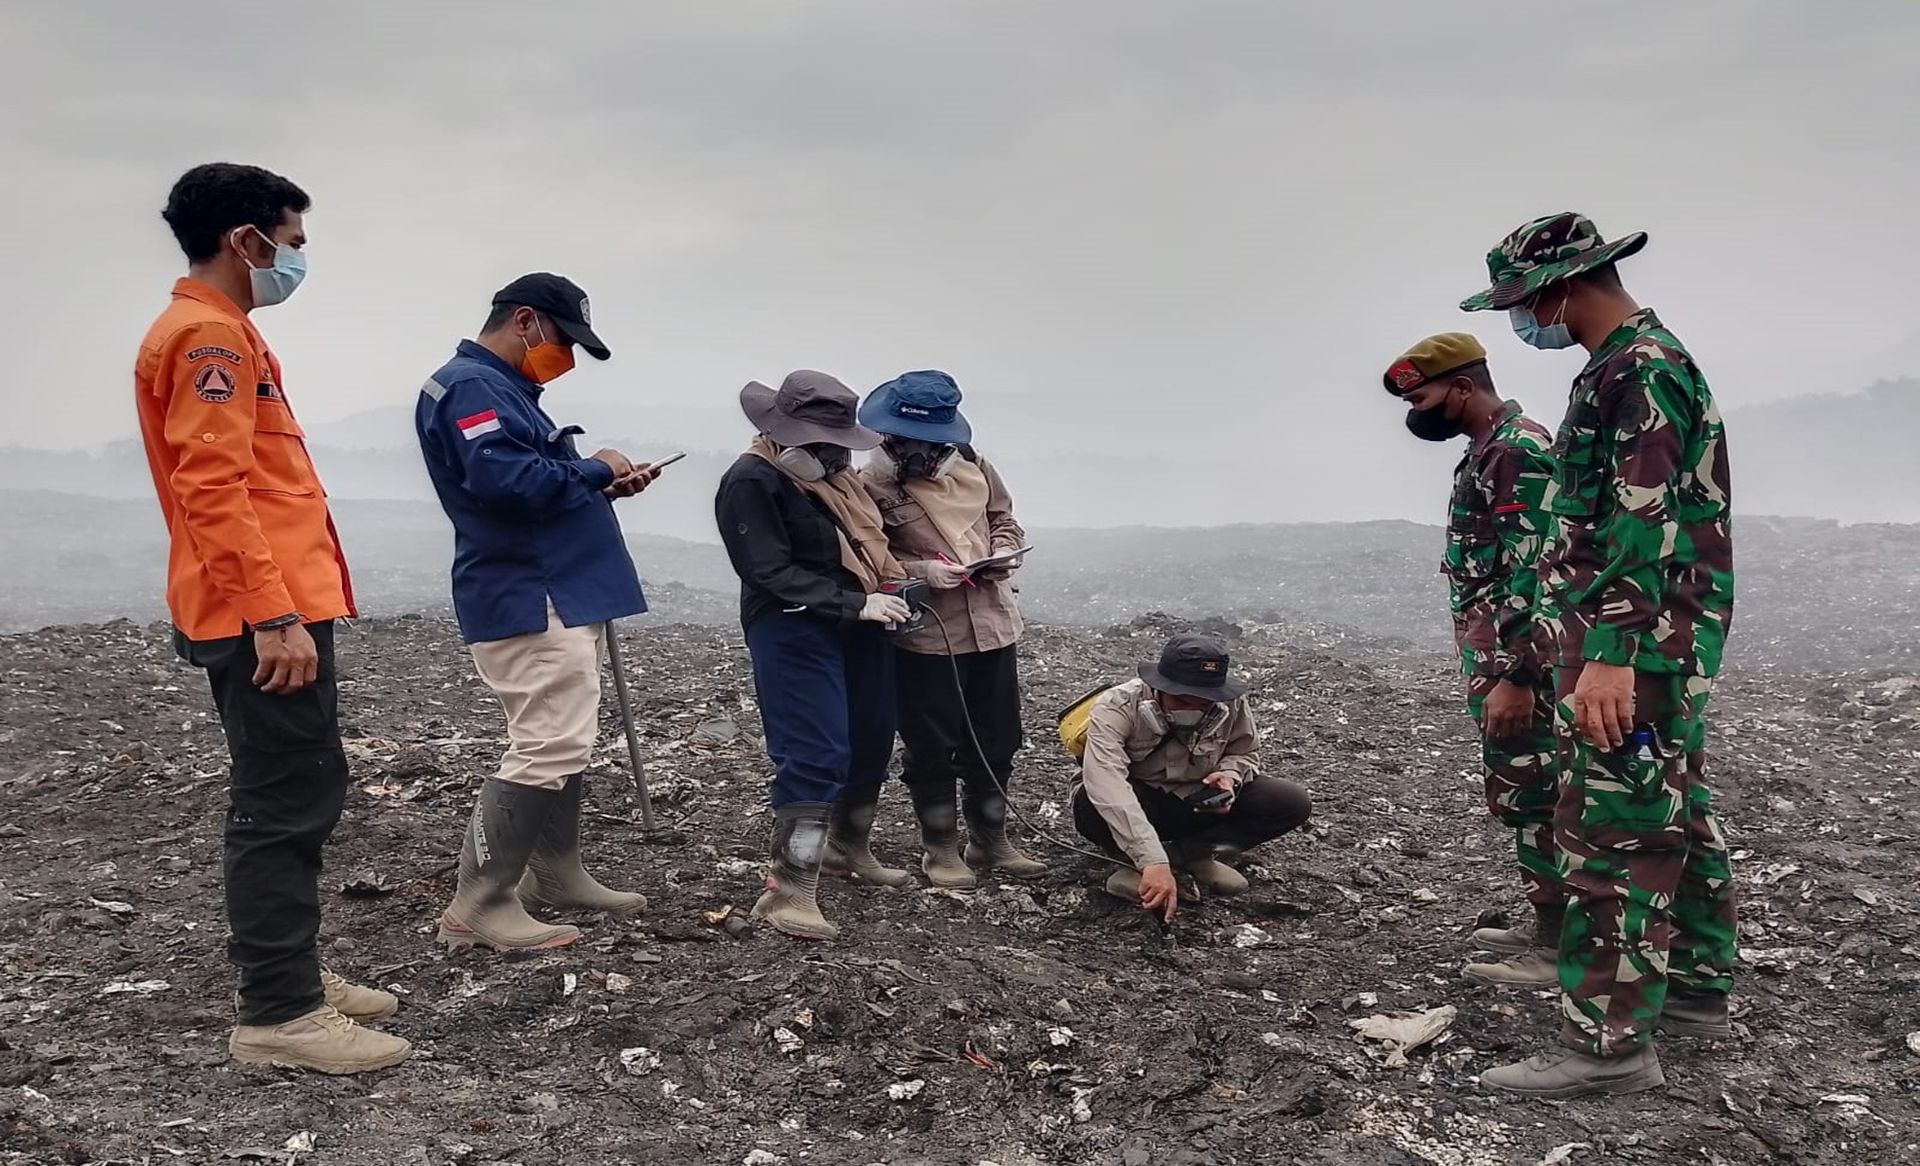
[860,370,973,445]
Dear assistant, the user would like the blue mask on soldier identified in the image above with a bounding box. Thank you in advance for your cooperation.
[1509,294,1574,350]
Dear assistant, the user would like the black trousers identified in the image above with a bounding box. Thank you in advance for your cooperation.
[178,621,349,1025]
[1072,775,1312,862]
[895,645,1024,818]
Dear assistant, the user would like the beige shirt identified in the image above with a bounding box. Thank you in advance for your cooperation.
[861,454,1025,656]
[1072,678,1262,869]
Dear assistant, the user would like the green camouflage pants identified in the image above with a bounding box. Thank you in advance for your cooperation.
[1464,671,1561,910]
[1553,667,1739,1056]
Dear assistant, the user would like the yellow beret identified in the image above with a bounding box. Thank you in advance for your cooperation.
[1383,332,1488,395]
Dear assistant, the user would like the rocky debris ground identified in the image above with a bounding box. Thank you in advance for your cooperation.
[1,614,1917,1165]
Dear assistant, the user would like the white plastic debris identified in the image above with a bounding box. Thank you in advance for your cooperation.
[1260,1032,1285,1048]
[619,1047,661,1076]
[285,1131,316,1155]
[604,972,633,994]
[1539,1144,1592,1166]
[1231,923,1274,948]
[101,979,170,996]
[1047,1026,1076,1048]
[1349,1005,1457,1067]
[1410,888,1439,903]
[742,1151,781,1166]
[90,897,137,915]
[562,972,578,997]
[772,1027,804,1055]
[887,1079,926,1101]
[1906,1031,1920,1055]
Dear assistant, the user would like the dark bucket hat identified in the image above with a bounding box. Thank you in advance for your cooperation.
[1459,212,1647,312]
[740,370,882,449]
[859,370,973,444]
[1138,633,1249,702]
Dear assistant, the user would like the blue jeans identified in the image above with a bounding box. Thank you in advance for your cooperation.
[746,612,897,808]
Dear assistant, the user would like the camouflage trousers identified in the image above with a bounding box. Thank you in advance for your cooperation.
[1464,672,1561,910]
[1553,667,1739,1056]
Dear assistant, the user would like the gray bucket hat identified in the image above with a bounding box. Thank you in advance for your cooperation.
[740,370,882,449]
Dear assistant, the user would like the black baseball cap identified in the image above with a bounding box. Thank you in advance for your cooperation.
[492,272,610,360]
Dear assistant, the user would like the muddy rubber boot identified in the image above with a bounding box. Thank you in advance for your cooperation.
[1103,866,1143,901]
[1480,1044,1664,1099]
[1173,838,1249,897]
[321,970,398,1022]
[229,1006,412,1075]
[961,792,1049,879]
[518,774,647,916]
[1472,904,1563,956]
[913,794,977,889]
[753,803,838,940]
[1659,990,1734,1039]
[822,786,913,888]
[438,781,582,951]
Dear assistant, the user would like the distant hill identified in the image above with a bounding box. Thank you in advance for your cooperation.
[1729,377,1920,522]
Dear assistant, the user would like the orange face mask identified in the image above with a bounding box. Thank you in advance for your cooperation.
[519,317,576,384]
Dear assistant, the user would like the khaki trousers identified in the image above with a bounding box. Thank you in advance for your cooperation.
[469,604,606,790]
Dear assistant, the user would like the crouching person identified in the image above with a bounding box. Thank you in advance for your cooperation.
[1069,633,1311,920]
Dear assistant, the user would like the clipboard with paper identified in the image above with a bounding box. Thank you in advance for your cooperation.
[962,544,1035,574]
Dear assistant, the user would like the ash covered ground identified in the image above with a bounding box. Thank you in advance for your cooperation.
[2,609,1918,1166]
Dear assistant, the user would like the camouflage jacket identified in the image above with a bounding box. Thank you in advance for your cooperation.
[1441,401,1555,685]
[1539,310,1734,677]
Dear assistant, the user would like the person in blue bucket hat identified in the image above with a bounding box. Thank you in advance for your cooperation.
[857,371,1045,887]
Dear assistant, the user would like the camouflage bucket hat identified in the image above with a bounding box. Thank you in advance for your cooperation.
[1458,212,1647,312]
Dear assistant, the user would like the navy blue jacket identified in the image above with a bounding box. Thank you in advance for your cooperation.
[415,340,645,643]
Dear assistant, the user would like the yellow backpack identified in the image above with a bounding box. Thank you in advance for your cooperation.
[1057,684,1117,760]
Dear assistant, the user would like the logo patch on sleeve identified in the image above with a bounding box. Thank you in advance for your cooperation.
[457,409,502,440]
[194,364,238,403]
[186,345,243,364]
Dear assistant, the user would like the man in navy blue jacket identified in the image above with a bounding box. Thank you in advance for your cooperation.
[415,273,656,951]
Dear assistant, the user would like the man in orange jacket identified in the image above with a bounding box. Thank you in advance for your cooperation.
[135,163,409,1074]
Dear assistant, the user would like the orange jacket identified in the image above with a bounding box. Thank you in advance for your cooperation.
[135,278,354,641]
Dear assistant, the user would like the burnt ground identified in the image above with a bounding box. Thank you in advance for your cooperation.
[1,614,1917,1166]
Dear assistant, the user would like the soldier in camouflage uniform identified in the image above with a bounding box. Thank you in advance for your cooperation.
[1381,333,1564,988]
[1461,213,1738,1099]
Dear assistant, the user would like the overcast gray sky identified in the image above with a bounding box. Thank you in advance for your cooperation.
[3,0,1917,526]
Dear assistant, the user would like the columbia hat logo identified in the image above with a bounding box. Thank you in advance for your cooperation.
[579,297,592,325]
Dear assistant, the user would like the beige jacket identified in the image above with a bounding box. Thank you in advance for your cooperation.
[1073,678,1262,869]
[861,454,1025,656]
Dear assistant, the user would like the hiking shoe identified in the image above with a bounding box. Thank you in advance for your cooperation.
[1463,948,1558,988]
[1472,905,1565,956]
[1659,990,1734,1039]
[229,1006,411,1075]
[321,969,398,1022]
[1480,1045,1664,1099]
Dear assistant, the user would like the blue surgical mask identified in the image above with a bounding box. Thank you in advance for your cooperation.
[1510,300,1574,350]
[237,226,308,308]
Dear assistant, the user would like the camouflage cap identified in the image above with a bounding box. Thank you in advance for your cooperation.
[1383,332,1487,396]
[1458,212,1647,312]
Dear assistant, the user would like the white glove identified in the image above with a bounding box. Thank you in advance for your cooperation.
[859,592,913,627]
[924,561,972,591]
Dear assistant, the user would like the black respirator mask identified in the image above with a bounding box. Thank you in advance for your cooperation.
[1405,405,1467,442]
[882,440,959,480]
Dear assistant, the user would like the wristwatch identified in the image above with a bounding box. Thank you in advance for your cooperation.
[255,612,305,631]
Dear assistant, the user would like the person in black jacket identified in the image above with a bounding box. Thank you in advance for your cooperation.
[715,370,913,940]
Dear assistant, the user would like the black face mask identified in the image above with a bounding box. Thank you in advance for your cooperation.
[886,440,957,479]
[807,443,852,474]
[1405,405,1466,442]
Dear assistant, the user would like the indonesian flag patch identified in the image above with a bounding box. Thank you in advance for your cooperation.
[457,409,502,440]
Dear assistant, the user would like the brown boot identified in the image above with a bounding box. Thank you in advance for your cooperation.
[753,803,838,940]
[438,781,581,951]
[518,774,647,916]
[321,969,398,1022]
[962,792,1048,879]
[229,1006,412,1075]
[1480,1044,1664,1099]
[1463,948,1558,988]
[1472,904,1563,956]
[822,786,912,887]
[913,795,977,889]
[1659,990,1734,1039]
